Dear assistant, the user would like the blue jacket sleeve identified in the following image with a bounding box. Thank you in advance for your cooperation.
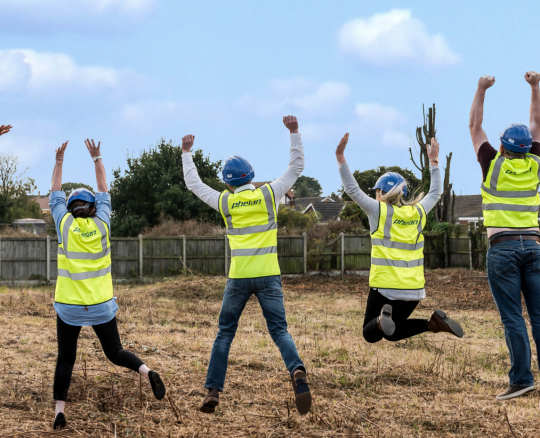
[94,192,112,231]
[49,191,68,243]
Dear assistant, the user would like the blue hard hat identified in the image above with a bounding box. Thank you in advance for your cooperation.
[67,188,95,211]
[500,124,532,154]
[373,172,408,197]
[222,156,255,186]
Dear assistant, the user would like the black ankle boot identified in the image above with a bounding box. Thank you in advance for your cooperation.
[53,412,66,430]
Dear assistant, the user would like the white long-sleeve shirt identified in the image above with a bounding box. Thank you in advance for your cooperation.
[183,133,304,212]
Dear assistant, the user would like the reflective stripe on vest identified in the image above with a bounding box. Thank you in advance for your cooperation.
[369,202,426,289]
[55,213,113,306]
[481,152,540,227]
[219,184,280,278]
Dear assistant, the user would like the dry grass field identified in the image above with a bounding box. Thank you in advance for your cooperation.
[0,269,538,437]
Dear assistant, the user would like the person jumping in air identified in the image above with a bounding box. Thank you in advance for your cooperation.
[49,140,166,430]
[335,133,464,344]
[182,116,311,415]
[469,72,540,401]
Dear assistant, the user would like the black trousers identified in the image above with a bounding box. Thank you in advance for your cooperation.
[54,316,144,401]
[363,288,429,343]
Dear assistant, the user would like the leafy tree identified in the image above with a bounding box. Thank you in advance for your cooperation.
[110,139,227,237]
[341,166,422,202]
[0,152,40,222]
[61,182,95,195]
[339,203,369,230]
[293,175,322,198]
[277,206,318,229]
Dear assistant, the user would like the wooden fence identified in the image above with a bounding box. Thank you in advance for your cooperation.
[0,228,489,282]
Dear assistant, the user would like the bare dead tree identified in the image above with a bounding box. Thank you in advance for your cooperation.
[409,104,454,223]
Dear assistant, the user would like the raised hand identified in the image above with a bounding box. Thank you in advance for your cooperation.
[0,125,12,136]
[427,137,440,162]
[335,133,349,164]
[525,71,540,86]
[85,139,101,159]
[55,141,68,162]
[283,115,299,133]
[478,75,495,91]
[182,135,195,153]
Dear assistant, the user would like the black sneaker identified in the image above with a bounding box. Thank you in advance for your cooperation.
[53,412,66,430]
[378,304,395,337]
[148,371,166,400]
[496,385,535,401]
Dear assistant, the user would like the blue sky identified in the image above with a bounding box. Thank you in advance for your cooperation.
[1,0,540,197]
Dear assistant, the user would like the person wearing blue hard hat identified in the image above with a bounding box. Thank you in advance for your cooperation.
[182,115,312,416]
[48,140,166,430]
[336,133,463,347]
[469,72,540,401]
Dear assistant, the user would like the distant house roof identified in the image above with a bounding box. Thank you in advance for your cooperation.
[452,195,483,221]
[304,202,345,222]
[31,196,50,211]
[252,182,295,199]
[294,197,325,210]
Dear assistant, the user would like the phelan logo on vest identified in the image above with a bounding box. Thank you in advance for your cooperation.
[72,227,97,238]
[393,219,419,226]
[231,199,262,209]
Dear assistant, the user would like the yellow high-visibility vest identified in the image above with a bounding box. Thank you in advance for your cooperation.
[55,213,113,305]
[481,152,540,228]
[219,184,280,278]
[369,202,426,289]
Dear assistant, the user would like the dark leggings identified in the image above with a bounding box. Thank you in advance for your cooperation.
[54,316,144,401]
[363,288,429,343]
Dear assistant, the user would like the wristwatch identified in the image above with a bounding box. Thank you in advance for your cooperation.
[430,158,439,164]
[92,156,102,162]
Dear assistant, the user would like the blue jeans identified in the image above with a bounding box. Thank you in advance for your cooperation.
[487,239,540,387]
[204,275,305,391]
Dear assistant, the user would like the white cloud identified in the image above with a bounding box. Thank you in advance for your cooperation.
[0,0,157,33]
[338,9,460,68]
[239,78,351,118]
[0,49,141,95]
[355,103,409,148]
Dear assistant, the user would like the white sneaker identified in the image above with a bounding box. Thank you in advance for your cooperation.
[496,385,535,401]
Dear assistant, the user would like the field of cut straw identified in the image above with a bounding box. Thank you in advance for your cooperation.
[0,269,538,437]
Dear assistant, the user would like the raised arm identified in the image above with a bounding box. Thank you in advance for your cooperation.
[181,135,221,211]
[525,71,540,142]
[51,141,68,192]
[469,76,495,154]
[419,137,442,214]
[335,133,379,214]
[85,139,107,193]
[0,125,12,137]
[269,116,304,203]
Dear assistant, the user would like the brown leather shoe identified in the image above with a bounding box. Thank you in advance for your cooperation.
[427,309,463,338]
[291,369,311,415]
[200,388,219,414]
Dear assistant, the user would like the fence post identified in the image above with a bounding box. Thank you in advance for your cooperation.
[341,233,345,275]
[469,234,473,270]
[443,231,448,269]
[139,234,143,280]
[47,235,51,282]
[182,235,187,272]
[224,236,228,277]
[302,232,307,275]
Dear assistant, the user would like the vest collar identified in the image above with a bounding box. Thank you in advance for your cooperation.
[234,183,256,193]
